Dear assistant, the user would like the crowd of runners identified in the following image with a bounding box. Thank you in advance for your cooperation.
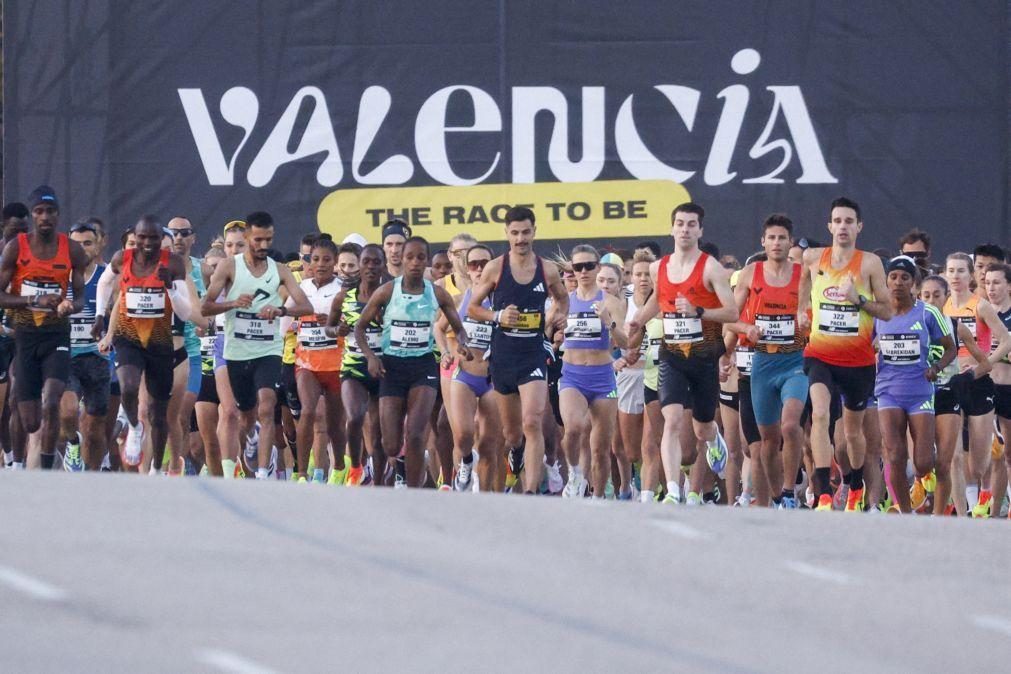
[3,185,1011,517]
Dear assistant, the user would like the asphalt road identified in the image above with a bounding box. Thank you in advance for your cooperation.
[1,472,1010,673]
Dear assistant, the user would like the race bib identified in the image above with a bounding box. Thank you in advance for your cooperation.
[125,286,166,318]
[756,314,796,344]
[564,311,603,342]
[961,317,977,339]
[648,337,662,362]
[200,334,216,357]
[735,346,755,375]
[346,325,382,354]
[297,320,337,350]
[817,303,859,335]
[20,279,61,312]
[233,310,275,341]
[70,316,95,345]
[463,317,493,351]
[879,333,920,364]
[503,310,543,336]
[662,312,703,344]
[389,320,431,350]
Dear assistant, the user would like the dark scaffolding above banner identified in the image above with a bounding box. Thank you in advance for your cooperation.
[3,1,1008,257]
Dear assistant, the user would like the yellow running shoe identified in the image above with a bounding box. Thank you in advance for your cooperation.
[815,494,833,511]
[922,470,937,494]
[972,492,992,518]
[328,455,349,486]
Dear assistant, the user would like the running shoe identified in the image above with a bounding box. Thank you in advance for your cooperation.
[544,459,564,494]
[63,432,84,472]
[971,495,992,519]
[805,487,816,509]
[393,474,407,490]
[562,473,588,499]
[362,457,374,486]
[311,468,326,484]
[705,432,728,478]
[604,478,615,500]
[617,489,634,501]
[778,495,799,510]
[454,453,476,492]
[815,494,833,511]
[845,487,865,512]
[124,422,145,467]
[922,469,937,494]
[328,456,349,486]
[255,467,269,480]
[244,424,260,463]
[685,491,702,506]
[507,446,525,482]
[661,493,679,505]
[504,464,519,492]
[345,466,364,486]
[833,483,850,511]
[910,478,927,512]
[438,484,452,492]
[297,475,308,484]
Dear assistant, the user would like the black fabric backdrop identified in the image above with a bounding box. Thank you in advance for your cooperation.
[3,0,1008,258]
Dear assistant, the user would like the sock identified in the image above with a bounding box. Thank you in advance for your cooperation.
[849,466,864,491]
[815,467,832,497]
[841,471,852,489]
[462,452,474,465]
[3,450,12,465]
[40,452,55,469]
[795,467,804,486]
[221,458,236,479]
[781,488,794,501]
[772,495,782,505]
[702,491,715,503]
[640,489,655,503]
[666,480,681,501]
[966,484,980,508]
[571,465,584,480]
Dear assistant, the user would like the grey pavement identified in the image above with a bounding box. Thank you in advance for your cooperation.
[1,471,1010,673]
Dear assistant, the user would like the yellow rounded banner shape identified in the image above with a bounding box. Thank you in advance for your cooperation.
[317,179,690,244]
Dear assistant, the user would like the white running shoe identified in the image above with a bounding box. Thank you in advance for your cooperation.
[255,467,269,480]
[562,473,588,499]
[544,459,564,494]
[244,424,260,462]
[454,452,476,492]
[124,422,145,467]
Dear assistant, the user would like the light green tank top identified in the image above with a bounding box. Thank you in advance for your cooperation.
[381,277,437,358]
[223,255,282,361]
[643,318,664,391]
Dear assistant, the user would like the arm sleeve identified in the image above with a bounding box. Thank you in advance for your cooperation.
[167,280,192,321]
[95,265,118,315]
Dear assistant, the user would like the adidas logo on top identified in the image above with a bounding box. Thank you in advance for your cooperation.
[532,282,545,292]
[530,368,544,378]
[910,321,922,331]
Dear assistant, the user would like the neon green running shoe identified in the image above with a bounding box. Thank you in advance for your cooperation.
[328,455,349,486]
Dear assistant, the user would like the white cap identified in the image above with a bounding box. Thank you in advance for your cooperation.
[342,232,368,247]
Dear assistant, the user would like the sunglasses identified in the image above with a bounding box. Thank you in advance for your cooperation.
[467,259,490,271]
[70,222,99,235]
[572,261,598,273]
[223,220,246,234]
[169,228,194,238]
[450,246,473,257]
[904,250,928,260]
[301,254,312,263]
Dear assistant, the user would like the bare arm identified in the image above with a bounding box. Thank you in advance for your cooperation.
[699,257,739,323]
[859,253,893,321]
[797,248,818,329]
[275,264,312,319]
[201,257,238,317]
[543,262,569,336]
[62,240,89,316]
[629,260,660,330]
[354,282,393,374]
[977,299,1011,365]
[0,239,27,309]
[724,264,758,337]
[466,258,501,323]
[599,294,628,349]
[435,286,471,361]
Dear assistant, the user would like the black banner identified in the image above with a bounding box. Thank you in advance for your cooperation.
[3,1,1008,259]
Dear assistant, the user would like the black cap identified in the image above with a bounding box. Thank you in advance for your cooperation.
[27,185,59,210]
[887,255,918,277]
[382,219,411,242]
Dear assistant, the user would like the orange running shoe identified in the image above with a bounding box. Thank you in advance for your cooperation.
[815,494,833,511]
[845,487,865,512]
[345,466,364,486]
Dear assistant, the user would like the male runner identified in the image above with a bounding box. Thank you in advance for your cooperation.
[469,206,569,494]
[201,211,312,480]
[798,197,892,511]
[382,220,410,278]
[973,244,1005,298]
[628,202,738,504]
[0,186,88,470]
[728,214,808,508]
[97,216,192,470]
[61,220,110,471]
